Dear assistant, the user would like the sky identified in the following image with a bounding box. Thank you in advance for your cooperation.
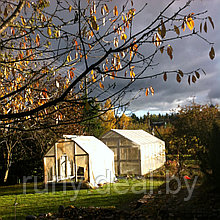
[122,0,220,117]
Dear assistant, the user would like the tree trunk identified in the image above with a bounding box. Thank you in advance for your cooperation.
[3,152,11,183]
[4,166,10,183]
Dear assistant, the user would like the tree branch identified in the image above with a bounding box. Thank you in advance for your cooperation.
[0,0,25,35]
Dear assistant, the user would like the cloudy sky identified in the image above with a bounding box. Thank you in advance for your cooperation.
[122,0,220,116]
[39,0,219,117]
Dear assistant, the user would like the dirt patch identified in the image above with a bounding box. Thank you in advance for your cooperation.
[132,182,220,219]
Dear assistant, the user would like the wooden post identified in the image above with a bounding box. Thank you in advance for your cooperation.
[139,148,142,175]
[117,139,120,175]
[55,143,58,182]
[43,157,47,183]
[87,155,90,182]
[74,142,77,182]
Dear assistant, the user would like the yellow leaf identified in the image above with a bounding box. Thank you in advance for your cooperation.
[55,30,60,38]
[113,6,118,16]
[93,1,96,14]
[145,88,149,96]
[158,27,161,37]
[80,83,83,90]
[36,34,40,46]
[187,17,194,31]
[69,6,72,12]
[153,33,161,47]
[90,30,94,37]
[47,27,52,36]
[67,54,71,62]
[150,86,154,96]
[101,7,105,15]
[130,70,135,78]
[21,16,26,26]
[120,33,127,41]
[99,82,104,89]
[104,4,109,13]
[91,15,99,31]
[130,50,133,61]
[82,26,87,37]
[122,14,127,22]
[114,37,119,48]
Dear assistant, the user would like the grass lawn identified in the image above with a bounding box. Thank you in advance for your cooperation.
[0,178,163,219]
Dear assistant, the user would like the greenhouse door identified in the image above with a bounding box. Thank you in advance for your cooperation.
[60,155,67,179]
[74,144,90,182]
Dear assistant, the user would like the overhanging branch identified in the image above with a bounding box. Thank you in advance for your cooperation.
[0,0,25,35]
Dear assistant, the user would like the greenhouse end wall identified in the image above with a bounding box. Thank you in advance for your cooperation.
[101,130,166,176]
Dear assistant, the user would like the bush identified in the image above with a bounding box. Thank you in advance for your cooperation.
[165,160,178,176]
[209,119,220,188]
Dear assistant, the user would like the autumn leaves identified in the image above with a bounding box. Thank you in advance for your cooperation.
[153,14,196,59]
[152,12,215,89]
[200,16,215,60]
[81,4,136,91]
[91,15,99,31]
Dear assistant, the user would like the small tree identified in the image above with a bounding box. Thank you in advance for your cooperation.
[117,113,131,129]
[209,116,220,187]
[0,128,19,183]
[168,104,218,175]
[100,99,116,134]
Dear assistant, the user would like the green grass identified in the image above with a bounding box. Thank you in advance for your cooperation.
[0,179,163,219]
